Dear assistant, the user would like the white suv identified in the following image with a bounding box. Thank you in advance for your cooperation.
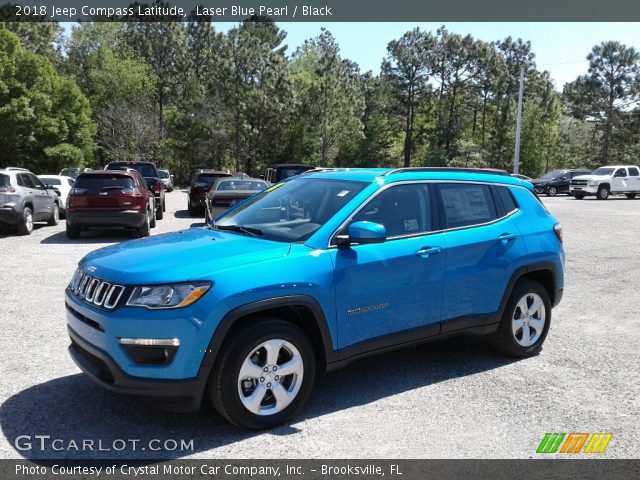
[570,166,640,200]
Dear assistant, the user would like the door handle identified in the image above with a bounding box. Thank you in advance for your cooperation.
[416,246,442,257]
[498,233,517,244]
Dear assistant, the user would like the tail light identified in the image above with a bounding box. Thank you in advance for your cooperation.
[554,223,563,243]
[155,183,161,194]
[0,186,16,193]
[121,187,142,196]
[70,188,87,195]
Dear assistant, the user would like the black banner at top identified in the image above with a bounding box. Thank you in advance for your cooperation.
[1,0,640,22]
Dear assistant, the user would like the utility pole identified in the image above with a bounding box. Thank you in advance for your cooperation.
[513,65,525,174]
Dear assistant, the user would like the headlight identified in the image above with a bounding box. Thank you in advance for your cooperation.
[126,282,211,309]
[588,180,599,186]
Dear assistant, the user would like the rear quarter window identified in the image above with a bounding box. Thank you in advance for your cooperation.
[0,174,10,187]
[438,183,498,229]
[494,186,518,214]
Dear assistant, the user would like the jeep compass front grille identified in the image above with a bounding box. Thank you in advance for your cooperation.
[69,268,125,309]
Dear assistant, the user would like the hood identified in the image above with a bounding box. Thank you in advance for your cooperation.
[79,227,291,285]
[572,174,607,181]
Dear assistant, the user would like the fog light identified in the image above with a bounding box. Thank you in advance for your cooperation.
[119,338,179,365]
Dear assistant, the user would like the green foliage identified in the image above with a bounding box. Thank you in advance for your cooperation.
[0,29,95,172]
[1,21,638,180]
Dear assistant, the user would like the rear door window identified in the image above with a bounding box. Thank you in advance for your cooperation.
[18,174,34,188]
[74,175,134,191]
[628,167,639,176]
[438,183,498,229]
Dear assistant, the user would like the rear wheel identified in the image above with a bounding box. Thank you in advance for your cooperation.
[547,186,557,197]
[210,318,316,430]
[625,193,637,199]
[162,198,166,212]
[17,207,34,235]
[47,203,60,226]
[156,203,164,220]
[490,279,551,357]
[66,221,80,239]
[137,210,151,237]
[597,185,610,200]
[188,198,196,217]
[150,209,157,228]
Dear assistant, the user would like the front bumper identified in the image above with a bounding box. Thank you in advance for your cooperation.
[0,206,20,226]
[67,210,146,228]
[68,326,206,412]
[570,185,597,195]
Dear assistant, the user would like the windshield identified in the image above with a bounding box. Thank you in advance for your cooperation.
[215,178,367,243]
[592,167,614,175]
[196,173,232,186]
[541,170,563,180]
[107,162,157,178]
[216,180,268,191]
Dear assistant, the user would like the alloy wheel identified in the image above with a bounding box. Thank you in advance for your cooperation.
[237,339,304,416]
[512,293,546,347]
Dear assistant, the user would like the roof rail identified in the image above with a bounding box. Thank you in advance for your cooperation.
[382,167,510,176]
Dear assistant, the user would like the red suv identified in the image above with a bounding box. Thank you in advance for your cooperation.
[187,170,233,216]
[66,170,156,239]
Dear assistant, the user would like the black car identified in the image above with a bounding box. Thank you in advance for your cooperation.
[531,169,592,196]
[105,162,165,219]
[263,164,314,184]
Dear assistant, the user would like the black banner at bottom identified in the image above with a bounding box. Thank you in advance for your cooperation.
[1,459,639,480]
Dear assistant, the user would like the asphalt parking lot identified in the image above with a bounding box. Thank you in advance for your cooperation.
[0,191,638,459]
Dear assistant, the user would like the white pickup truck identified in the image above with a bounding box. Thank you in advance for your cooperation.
[570,165,640,200]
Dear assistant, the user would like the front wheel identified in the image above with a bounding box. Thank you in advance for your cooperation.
[597,185,610,200]
[209,318,316,430]
[547,186,557,197]
[490,280,551,357]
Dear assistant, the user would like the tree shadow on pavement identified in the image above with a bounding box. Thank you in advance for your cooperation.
[0,337,517,460]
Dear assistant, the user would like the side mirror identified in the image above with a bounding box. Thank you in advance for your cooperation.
[559,176,566,181]
[337,221,387,247]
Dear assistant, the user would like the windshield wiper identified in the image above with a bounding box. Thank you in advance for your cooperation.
[214,224,263,236]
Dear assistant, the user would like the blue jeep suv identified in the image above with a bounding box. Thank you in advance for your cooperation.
[66,168,565,429]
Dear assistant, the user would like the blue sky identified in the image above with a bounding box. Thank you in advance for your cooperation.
[217,22,640,90]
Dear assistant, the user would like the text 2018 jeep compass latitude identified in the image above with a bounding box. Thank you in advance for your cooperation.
[66,168,565,429]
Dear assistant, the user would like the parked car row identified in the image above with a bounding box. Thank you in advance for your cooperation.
[530,165,640,200]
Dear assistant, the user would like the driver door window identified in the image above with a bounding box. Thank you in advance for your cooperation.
[351,184,433,238]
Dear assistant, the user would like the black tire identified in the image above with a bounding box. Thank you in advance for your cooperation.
[547,186,557,197]
[162,198,166,212]
[47,203,60,226]
[573,193,585,200]
[136,211,151,237]
[597,185,610,200]
[66,222,80,239]
[209,318,316,430]
[156,203,164,220]
[150,209,157,228]
[489,279,552,358]
[17,207,34,235]
[188,199,196,217]
[625,193,637,199]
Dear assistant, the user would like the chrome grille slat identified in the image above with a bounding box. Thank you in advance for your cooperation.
[68,268,125,310]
